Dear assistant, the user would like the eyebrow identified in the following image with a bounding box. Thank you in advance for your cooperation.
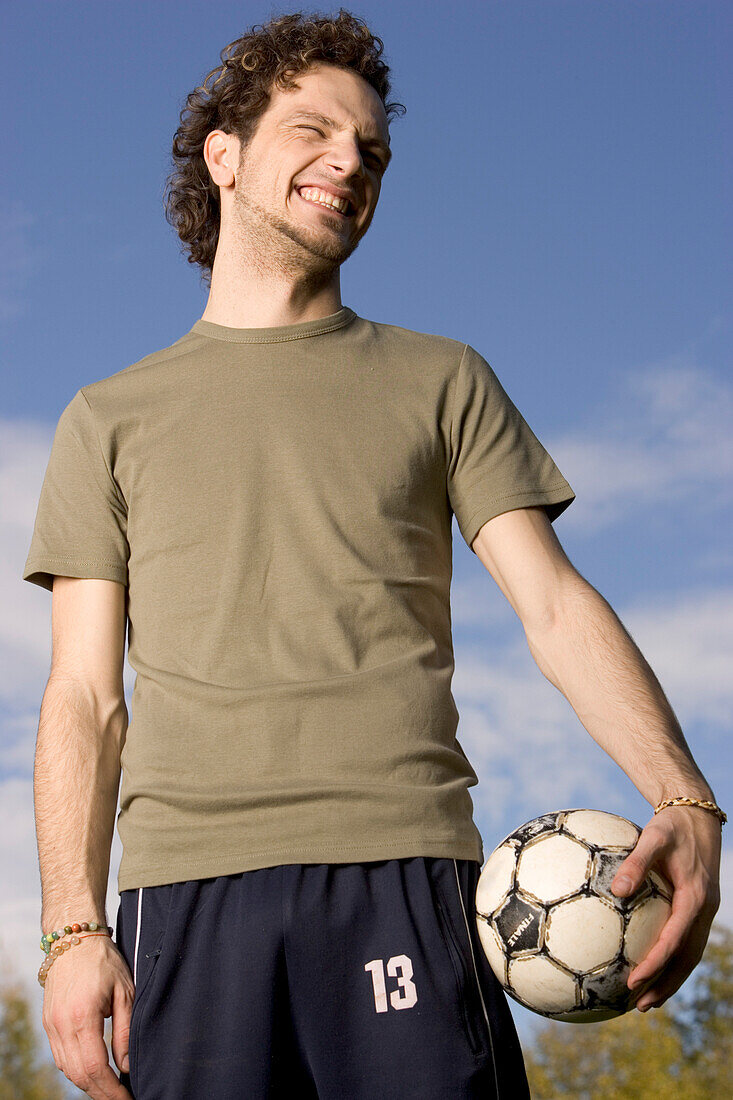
[285,109,392,167]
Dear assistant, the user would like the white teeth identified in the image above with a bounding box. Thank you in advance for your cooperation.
[298,187,350,214]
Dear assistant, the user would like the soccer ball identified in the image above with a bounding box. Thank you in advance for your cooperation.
[475,809,673,1022]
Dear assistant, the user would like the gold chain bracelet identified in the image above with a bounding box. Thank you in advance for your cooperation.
[654,797,727,825]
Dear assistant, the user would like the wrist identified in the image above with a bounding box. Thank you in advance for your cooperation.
[653,796,726,827]
[38,929,114,987]
[40,915,111,954]
[41,903,108,934]
[654,780,715,807]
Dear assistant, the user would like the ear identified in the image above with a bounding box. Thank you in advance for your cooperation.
[203,130,236,187]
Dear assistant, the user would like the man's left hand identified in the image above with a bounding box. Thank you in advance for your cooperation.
[610,806,721,1011]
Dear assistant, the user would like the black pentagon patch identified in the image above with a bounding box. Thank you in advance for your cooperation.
[590,850,646,907]
[494,892,544,956]
[511,813,559,845]
[649,870,673,903]
[581,961,632,1013]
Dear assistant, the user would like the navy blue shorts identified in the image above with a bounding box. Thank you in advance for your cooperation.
[114,857,529,1098]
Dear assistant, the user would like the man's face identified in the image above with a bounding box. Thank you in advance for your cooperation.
[229,63,391,268]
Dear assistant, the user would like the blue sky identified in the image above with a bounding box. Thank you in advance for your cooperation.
[2,0,731,1071]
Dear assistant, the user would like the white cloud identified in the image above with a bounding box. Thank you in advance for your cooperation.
[1,417,58,703]
[718,848,733,931]
[545,358,732,533]
[453,641,622,828]
[449,566,517,629]
[618,588,733,730]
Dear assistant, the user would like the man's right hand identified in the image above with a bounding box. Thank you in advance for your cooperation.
[41,934,135,1098]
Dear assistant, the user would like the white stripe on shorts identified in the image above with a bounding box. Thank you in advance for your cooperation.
[133,887,144,987]
[453,859,500,1095]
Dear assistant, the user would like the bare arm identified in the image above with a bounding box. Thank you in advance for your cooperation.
[520,563,712,809]
[37,576,133,1098]
[471,506,721,1009]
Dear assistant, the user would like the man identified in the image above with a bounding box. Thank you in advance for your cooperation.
[24,11,722,1100]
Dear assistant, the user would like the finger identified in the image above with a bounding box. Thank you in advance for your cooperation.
[56,1028,94,1096]
[110,978,134,1075]
[70,1015,131,1100]
[611,823,669,897]
[627,882,700,991]
[43,1015,68,1085]
[43,994,76,1088]
[634,919,710,1011]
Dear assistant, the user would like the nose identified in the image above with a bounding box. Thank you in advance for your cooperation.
[323,137,367,180]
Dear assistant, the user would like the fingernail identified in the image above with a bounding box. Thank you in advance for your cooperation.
[122,1055,129,1072]
[613,875,632,895]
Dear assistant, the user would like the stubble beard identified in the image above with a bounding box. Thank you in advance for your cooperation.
[231,176,363,277]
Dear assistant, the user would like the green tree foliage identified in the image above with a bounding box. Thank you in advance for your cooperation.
[524,924,732,1099]
[672,923,733,1094]
[0,979,66,1100]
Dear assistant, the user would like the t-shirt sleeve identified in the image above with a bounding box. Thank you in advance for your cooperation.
[447,343,576,552]
[22,388,129,592]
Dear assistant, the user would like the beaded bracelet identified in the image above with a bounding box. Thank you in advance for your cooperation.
[654,797,727,825]
[40,921,113,955]
[37,930,113,988]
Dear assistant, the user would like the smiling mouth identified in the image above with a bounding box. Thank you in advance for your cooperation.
[295,187,356,219]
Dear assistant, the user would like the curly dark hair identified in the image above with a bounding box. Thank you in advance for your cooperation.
[163,9,406,286]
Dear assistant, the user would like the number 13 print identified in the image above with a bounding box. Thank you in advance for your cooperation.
[364,955,418,1012]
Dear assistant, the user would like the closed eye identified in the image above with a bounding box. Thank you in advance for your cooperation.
[298,126,384,171]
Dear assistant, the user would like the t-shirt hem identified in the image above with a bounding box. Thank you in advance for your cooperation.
[458,482,576,551]
[117,834,485,892]
[22,556,128,592]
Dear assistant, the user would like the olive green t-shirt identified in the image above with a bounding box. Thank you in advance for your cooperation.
[22,306,575,892]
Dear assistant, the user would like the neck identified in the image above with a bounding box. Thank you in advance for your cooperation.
[200,237,344,328]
